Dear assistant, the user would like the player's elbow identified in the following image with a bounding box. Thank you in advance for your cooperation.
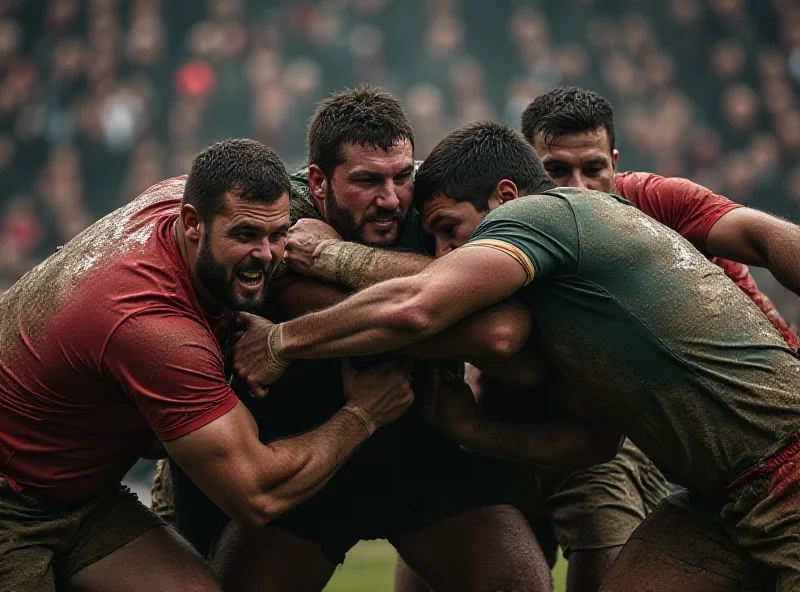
[237,493,290,528]
[395,303,436,334]
[387,283,445,336]
[478,303,532,361]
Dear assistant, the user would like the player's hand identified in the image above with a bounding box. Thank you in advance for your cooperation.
[284,219,342,278]
[232,312,290,398]
[342,358,414,428]
[426,374,482,442]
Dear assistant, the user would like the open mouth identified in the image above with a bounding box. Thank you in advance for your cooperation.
[237,270,265,289]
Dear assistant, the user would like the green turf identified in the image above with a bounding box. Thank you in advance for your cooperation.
[324,540,568,592]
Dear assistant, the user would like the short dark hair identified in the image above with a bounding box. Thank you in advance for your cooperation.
[307,85,414,178]
[414,121,555,212]
[183,138,291,222]
[521,87,616,150]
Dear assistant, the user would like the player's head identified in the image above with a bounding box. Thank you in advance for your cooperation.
[521,87,618,193]
[306,85,415,247]
[181,138,291,312]
[415,121,555,258]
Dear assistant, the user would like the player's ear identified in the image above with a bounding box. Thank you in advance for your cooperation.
[489,179,520,208]
[611,149,620,173]
[307,164,327,211]
[180,204,203,244]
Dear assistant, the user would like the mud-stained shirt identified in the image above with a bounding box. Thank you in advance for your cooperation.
[468,187,800,494]
[614,171,799,350]
[0,177,237,501]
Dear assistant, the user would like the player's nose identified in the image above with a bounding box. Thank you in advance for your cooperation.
[375,182,401,210]
[251,240,274,265]
[566,172,588,189]
[435,238,453,258]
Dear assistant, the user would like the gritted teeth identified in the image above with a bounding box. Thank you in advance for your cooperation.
[238,270,264,284]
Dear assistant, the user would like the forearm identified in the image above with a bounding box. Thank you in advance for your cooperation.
[460,417,624,470]
[277,246,529,362]
[253,408,369,518]
[280,276,440,359]
[311,241,433,291]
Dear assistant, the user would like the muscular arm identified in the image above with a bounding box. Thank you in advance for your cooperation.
[430,373,624,470]
[278,245,530,360]
[274,264,532,364]
[706,207,800,296]
[165,402,368,527]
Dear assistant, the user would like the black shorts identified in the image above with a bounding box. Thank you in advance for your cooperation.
[268,409,516,564]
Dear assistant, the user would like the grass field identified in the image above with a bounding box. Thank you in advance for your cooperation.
[324,540,568,592]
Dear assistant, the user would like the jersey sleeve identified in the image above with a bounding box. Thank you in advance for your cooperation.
[467,194,580,282]
[614,172,743,253]
[102,312,237,441]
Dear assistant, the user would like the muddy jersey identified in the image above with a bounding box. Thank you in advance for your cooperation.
[615,172,798,350]
[0,177,236,501]
[468,188,800,494]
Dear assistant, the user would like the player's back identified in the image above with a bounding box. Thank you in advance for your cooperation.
[473,188,800,494]
[0,177,200,501]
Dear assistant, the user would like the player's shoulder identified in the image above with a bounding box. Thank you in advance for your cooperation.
[480,190,576,227]
[615,171,711,200]
[134,175,188,204]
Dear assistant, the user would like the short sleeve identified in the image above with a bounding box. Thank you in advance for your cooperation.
[467,194,580,282]
[102,312,237,441]
[614,172,743,253]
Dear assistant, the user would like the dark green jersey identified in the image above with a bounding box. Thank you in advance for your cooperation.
[468,187,800,494]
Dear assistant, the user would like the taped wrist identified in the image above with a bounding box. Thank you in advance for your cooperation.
[311,240,344,283]
[266,323,290,369]
[341,404,378,437]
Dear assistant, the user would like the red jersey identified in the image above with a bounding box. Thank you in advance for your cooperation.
[0,177,237,501]
[615,172,799,350]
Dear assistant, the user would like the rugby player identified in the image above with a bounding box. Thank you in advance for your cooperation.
[0,139,415,591]
[522,87,800,346]
[234,122,800,591]
[521,86,800,591]
[157,88,554,592]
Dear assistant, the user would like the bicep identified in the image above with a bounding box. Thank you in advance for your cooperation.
[705,207,781,267]
[412,244,531,329]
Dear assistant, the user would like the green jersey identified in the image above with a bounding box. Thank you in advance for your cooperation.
[468,187,800,494]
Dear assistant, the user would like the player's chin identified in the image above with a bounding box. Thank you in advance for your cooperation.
[362,223,399,247]
[231,286,269,313]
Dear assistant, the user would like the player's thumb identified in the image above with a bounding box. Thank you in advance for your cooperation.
[236,311,256,329]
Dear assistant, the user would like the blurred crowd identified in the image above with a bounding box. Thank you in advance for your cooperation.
[0,0,799,322]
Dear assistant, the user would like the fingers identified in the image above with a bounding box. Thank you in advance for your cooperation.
[236,311,256,329]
